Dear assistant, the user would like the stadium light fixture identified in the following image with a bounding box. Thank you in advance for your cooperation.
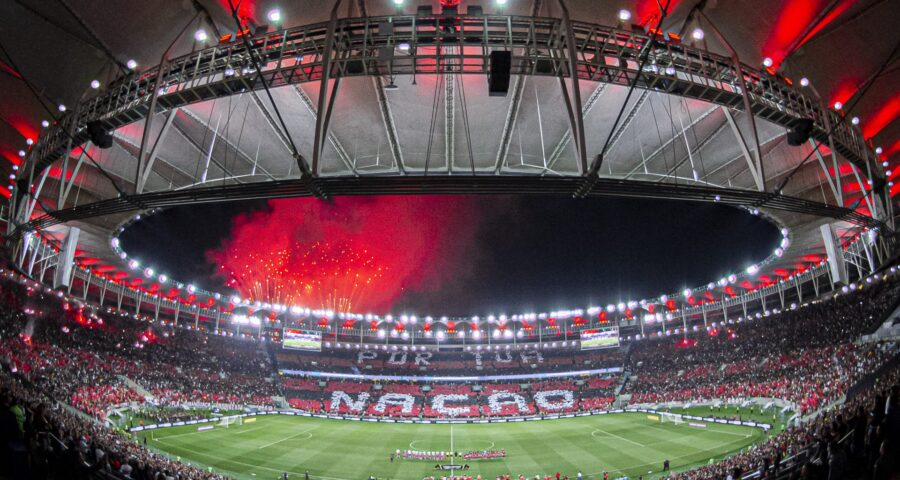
[127,59,137,70]
[58,104,66,112]
[267,8,282,23]
[876,146,883,155]
[18,150,25,157]
[90,79,100,89]
[762,57,773,68]
[617,9,631,21]
[194,29,208,42]
[41,120,50,128]
[833,101,842,110]
[851,116,859,125]
[691,27,704,40]
[799,77,810,87]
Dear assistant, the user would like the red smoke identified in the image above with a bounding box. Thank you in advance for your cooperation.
[209,196,478,313]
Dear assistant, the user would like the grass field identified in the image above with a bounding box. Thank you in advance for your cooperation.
[139,413,767,480]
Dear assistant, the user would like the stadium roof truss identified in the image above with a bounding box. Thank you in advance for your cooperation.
[5,9,896,323]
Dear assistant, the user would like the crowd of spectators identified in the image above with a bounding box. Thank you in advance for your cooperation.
[275,345,623,376]
[0,278,277,420]
[280,376,617,418]
[1,266,899,479]
[665,363,900,480]
[626,277,900,415]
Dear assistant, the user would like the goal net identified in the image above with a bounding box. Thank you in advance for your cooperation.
[217,415,243,428]
[659,412,685,425]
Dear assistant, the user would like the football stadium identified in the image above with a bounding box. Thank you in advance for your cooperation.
[1,1,899,480]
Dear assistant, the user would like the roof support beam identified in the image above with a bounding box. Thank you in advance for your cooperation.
[723,109,765,191]
[445,73,456,173]
[59,141,91,208]
[136,109,177,194]
[698,11,765,191]
[658,118,730,183]
[493,76,523,174]
[494,0,544,175]
[178,105,277,181]
[372,77,406,174]
[292,86,357,176]
[169,122,241,183]
[558,0,587,175]
[312,0,344,176]
[543,83,609,175]
[809,138,842,205]
[623,105,720,179]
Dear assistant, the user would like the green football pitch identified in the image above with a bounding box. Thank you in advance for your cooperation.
[139,413,766,480]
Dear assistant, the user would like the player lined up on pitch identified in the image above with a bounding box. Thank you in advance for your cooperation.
[399,449,508,461]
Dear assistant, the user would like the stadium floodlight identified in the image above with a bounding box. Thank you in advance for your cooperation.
[833,101,842,110]
[128,259,140,270]
[683,288,692,297]
[267,8,282,23]
[58,104,66,112]
[194,29,208,42]
[41,119,50,128]
[691,27,704,40]
[143,267,154,278]
[762,57,773,68]
[616,302,626,312]
[799,77,810,87]
[746,265,759,275]
[617,9,631,21]
[126,59,137,70]
[876,146,883,155]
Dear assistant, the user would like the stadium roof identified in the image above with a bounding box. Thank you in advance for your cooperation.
[1,0,898,315]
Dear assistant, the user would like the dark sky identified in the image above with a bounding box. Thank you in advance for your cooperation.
[120,196,780,315]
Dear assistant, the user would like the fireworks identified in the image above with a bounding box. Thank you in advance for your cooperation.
[218,240,385,312]
[209,196,477,313]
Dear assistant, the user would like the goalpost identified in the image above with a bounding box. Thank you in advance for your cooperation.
[659,412,685,426]
[217,415,243,428]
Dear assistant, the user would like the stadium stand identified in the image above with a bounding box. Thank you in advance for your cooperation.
[0,272,899,480]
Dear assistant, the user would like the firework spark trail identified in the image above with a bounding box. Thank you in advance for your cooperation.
[208,196,477,313]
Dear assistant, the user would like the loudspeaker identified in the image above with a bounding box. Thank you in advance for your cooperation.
[345,59,365,74]
[787,118,814,146]
[489,50,512,97]
[87,120,113,149]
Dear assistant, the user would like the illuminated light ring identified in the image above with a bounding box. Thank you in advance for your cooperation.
[11,15,888,325]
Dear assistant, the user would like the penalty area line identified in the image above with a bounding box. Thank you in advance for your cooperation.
[589,427,645,448]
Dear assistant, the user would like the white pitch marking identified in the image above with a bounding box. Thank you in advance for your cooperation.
[590,427,645,447]
[257,428,315,449]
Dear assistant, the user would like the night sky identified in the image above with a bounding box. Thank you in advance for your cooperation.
[120,196,780,316]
